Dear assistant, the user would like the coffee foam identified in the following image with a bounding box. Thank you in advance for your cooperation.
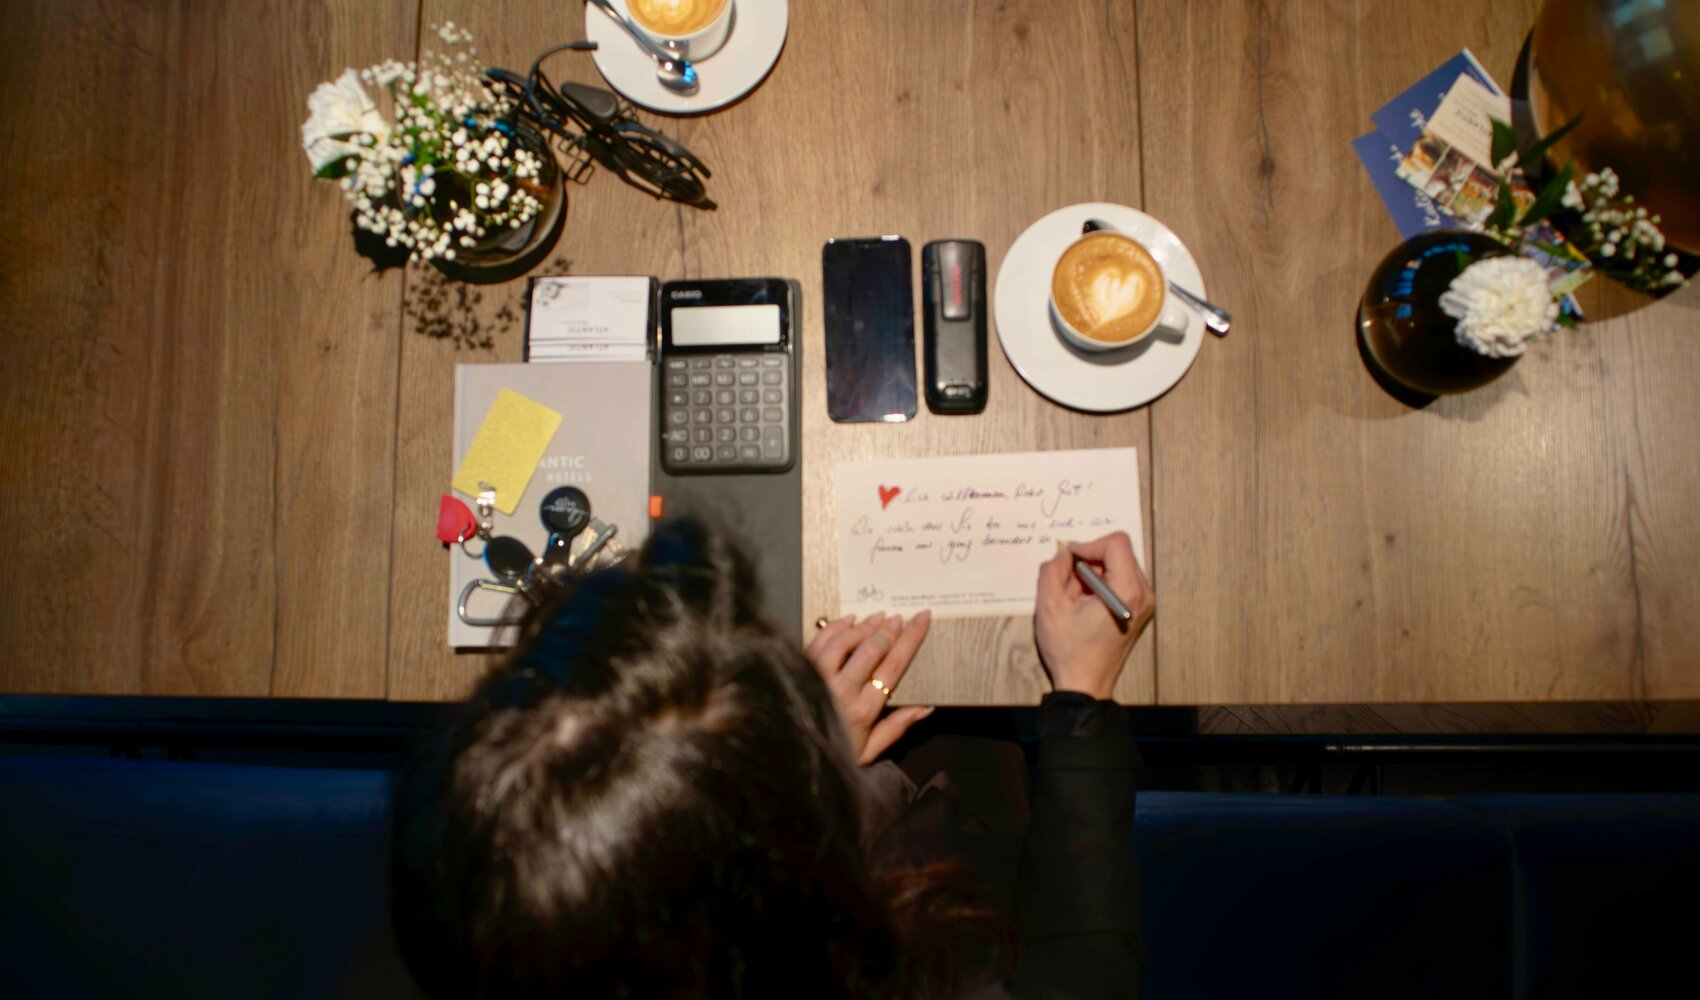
[1051,233,1164,342]
[629,0,727,35]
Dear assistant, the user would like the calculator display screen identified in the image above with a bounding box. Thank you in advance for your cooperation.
[671,304,782,347]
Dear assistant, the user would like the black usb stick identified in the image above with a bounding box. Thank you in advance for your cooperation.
[921,239,988,414]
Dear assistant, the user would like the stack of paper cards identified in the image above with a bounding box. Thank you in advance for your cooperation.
[1392,74,1510,226]
[526,276,653,363]
[1352,50,1591,312]
[1352,49,1503,239]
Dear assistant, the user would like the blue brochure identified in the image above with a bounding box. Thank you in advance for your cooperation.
[1353,132,1457,239]
[1368,48,1502,155]
[1358,49,1502,238]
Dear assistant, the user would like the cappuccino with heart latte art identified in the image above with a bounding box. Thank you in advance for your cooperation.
[628,0,729,36]
[1050,232,1165,344]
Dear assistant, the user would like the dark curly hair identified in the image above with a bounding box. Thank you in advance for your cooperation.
[391,518,1005,998]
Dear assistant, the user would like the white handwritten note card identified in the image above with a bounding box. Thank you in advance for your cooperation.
[834,448,1145,619]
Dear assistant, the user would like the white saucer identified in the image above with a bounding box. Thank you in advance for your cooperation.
[584,0,789,115]
[994,203,1208,412]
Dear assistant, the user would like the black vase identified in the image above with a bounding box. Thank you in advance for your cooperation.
[1357,231,1519,396]
[424,121,566,285]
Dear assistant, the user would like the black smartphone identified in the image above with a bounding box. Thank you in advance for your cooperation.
[822,236,916,423]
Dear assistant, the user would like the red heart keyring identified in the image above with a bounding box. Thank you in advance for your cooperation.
[436,494,479,545]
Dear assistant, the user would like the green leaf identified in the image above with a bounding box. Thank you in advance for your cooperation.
[1518,161,1576,230]
[1528,239,1590,271]
[314,156,355,180]
[1520,112,1584,171]
[1491,117,1518,170]
[1487,176,1519,232]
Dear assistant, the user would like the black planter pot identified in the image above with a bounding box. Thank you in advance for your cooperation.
[425,121,566,285]
[1357,231,1520,397]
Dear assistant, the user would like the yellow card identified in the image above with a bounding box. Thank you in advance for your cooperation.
[451,388,562,515]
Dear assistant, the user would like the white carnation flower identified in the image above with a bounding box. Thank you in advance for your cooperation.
[301,69,389,169]
[303,135,369,175]
[1439,256,1558,358]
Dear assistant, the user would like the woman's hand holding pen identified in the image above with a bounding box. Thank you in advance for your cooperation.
[1034,532,1155,700]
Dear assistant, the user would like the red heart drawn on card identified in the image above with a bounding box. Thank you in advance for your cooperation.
[878,485,901,510]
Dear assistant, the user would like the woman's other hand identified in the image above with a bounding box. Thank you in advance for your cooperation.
[806,610,934,764]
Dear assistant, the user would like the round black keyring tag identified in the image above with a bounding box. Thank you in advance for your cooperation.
[539,486,592,540]
[485,535,536,583]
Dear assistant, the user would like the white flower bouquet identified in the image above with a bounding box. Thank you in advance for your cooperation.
[1558,167,1684,291]
[1479,115,1685,301]
[301,23,552,265]
[1435,116,1689,360]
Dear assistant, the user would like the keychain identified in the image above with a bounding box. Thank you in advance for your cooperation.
[436,495,479,546]
[456,577,522,628]
[572,520,619,571]
[450,484,633,631]
[539,486,592,571]
[457,534,539,628]
[472,483,498,540]
[484,534,538,593]
[443,483,499,559]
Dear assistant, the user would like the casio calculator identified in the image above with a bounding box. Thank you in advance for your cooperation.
[658,278,798,475]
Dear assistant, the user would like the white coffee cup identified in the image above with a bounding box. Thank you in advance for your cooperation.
[625,0,735,62]
[1048,224,1189,352]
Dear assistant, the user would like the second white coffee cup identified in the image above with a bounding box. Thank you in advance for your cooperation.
[625,0,735,62]
[1048,225,1189,352]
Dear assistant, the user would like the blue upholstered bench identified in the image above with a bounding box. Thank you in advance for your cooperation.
[2,756,1695,999]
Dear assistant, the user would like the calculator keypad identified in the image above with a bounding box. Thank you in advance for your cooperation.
[663,352,791,473]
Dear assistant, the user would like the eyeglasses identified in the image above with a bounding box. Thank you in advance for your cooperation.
[487,42,716,210]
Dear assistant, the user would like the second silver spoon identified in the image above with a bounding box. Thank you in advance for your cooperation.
[586,0,700,95]
[1082,218,1231,336]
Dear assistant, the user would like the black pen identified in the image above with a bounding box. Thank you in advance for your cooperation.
[1062,545,1133,623]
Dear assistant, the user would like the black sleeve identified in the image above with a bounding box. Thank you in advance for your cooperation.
[1008,692,1143,999]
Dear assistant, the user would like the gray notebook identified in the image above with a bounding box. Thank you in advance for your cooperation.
[446,362,653,648]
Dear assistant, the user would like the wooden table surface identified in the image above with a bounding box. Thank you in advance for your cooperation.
[3,0,1696,709]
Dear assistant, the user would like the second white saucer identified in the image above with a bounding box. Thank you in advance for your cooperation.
[584,0,790,115]
[994,202,1208,412]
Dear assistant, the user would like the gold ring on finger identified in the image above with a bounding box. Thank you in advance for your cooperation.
[869,677,893,700]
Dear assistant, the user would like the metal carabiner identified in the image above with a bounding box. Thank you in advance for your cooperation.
[457,577,523,628]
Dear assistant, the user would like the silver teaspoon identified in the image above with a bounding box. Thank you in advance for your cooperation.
[1082,218,1231,336]
[1165,281,1231,336]
[586,0,700,95]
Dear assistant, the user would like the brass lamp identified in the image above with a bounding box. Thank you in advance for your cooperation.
[1529,0,1700,252]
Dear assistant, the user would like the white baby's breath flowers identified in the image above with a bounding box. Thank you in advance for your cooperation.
[1560,168,1688,292]
[1440,256,1558,358]
[301,25,547,265]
